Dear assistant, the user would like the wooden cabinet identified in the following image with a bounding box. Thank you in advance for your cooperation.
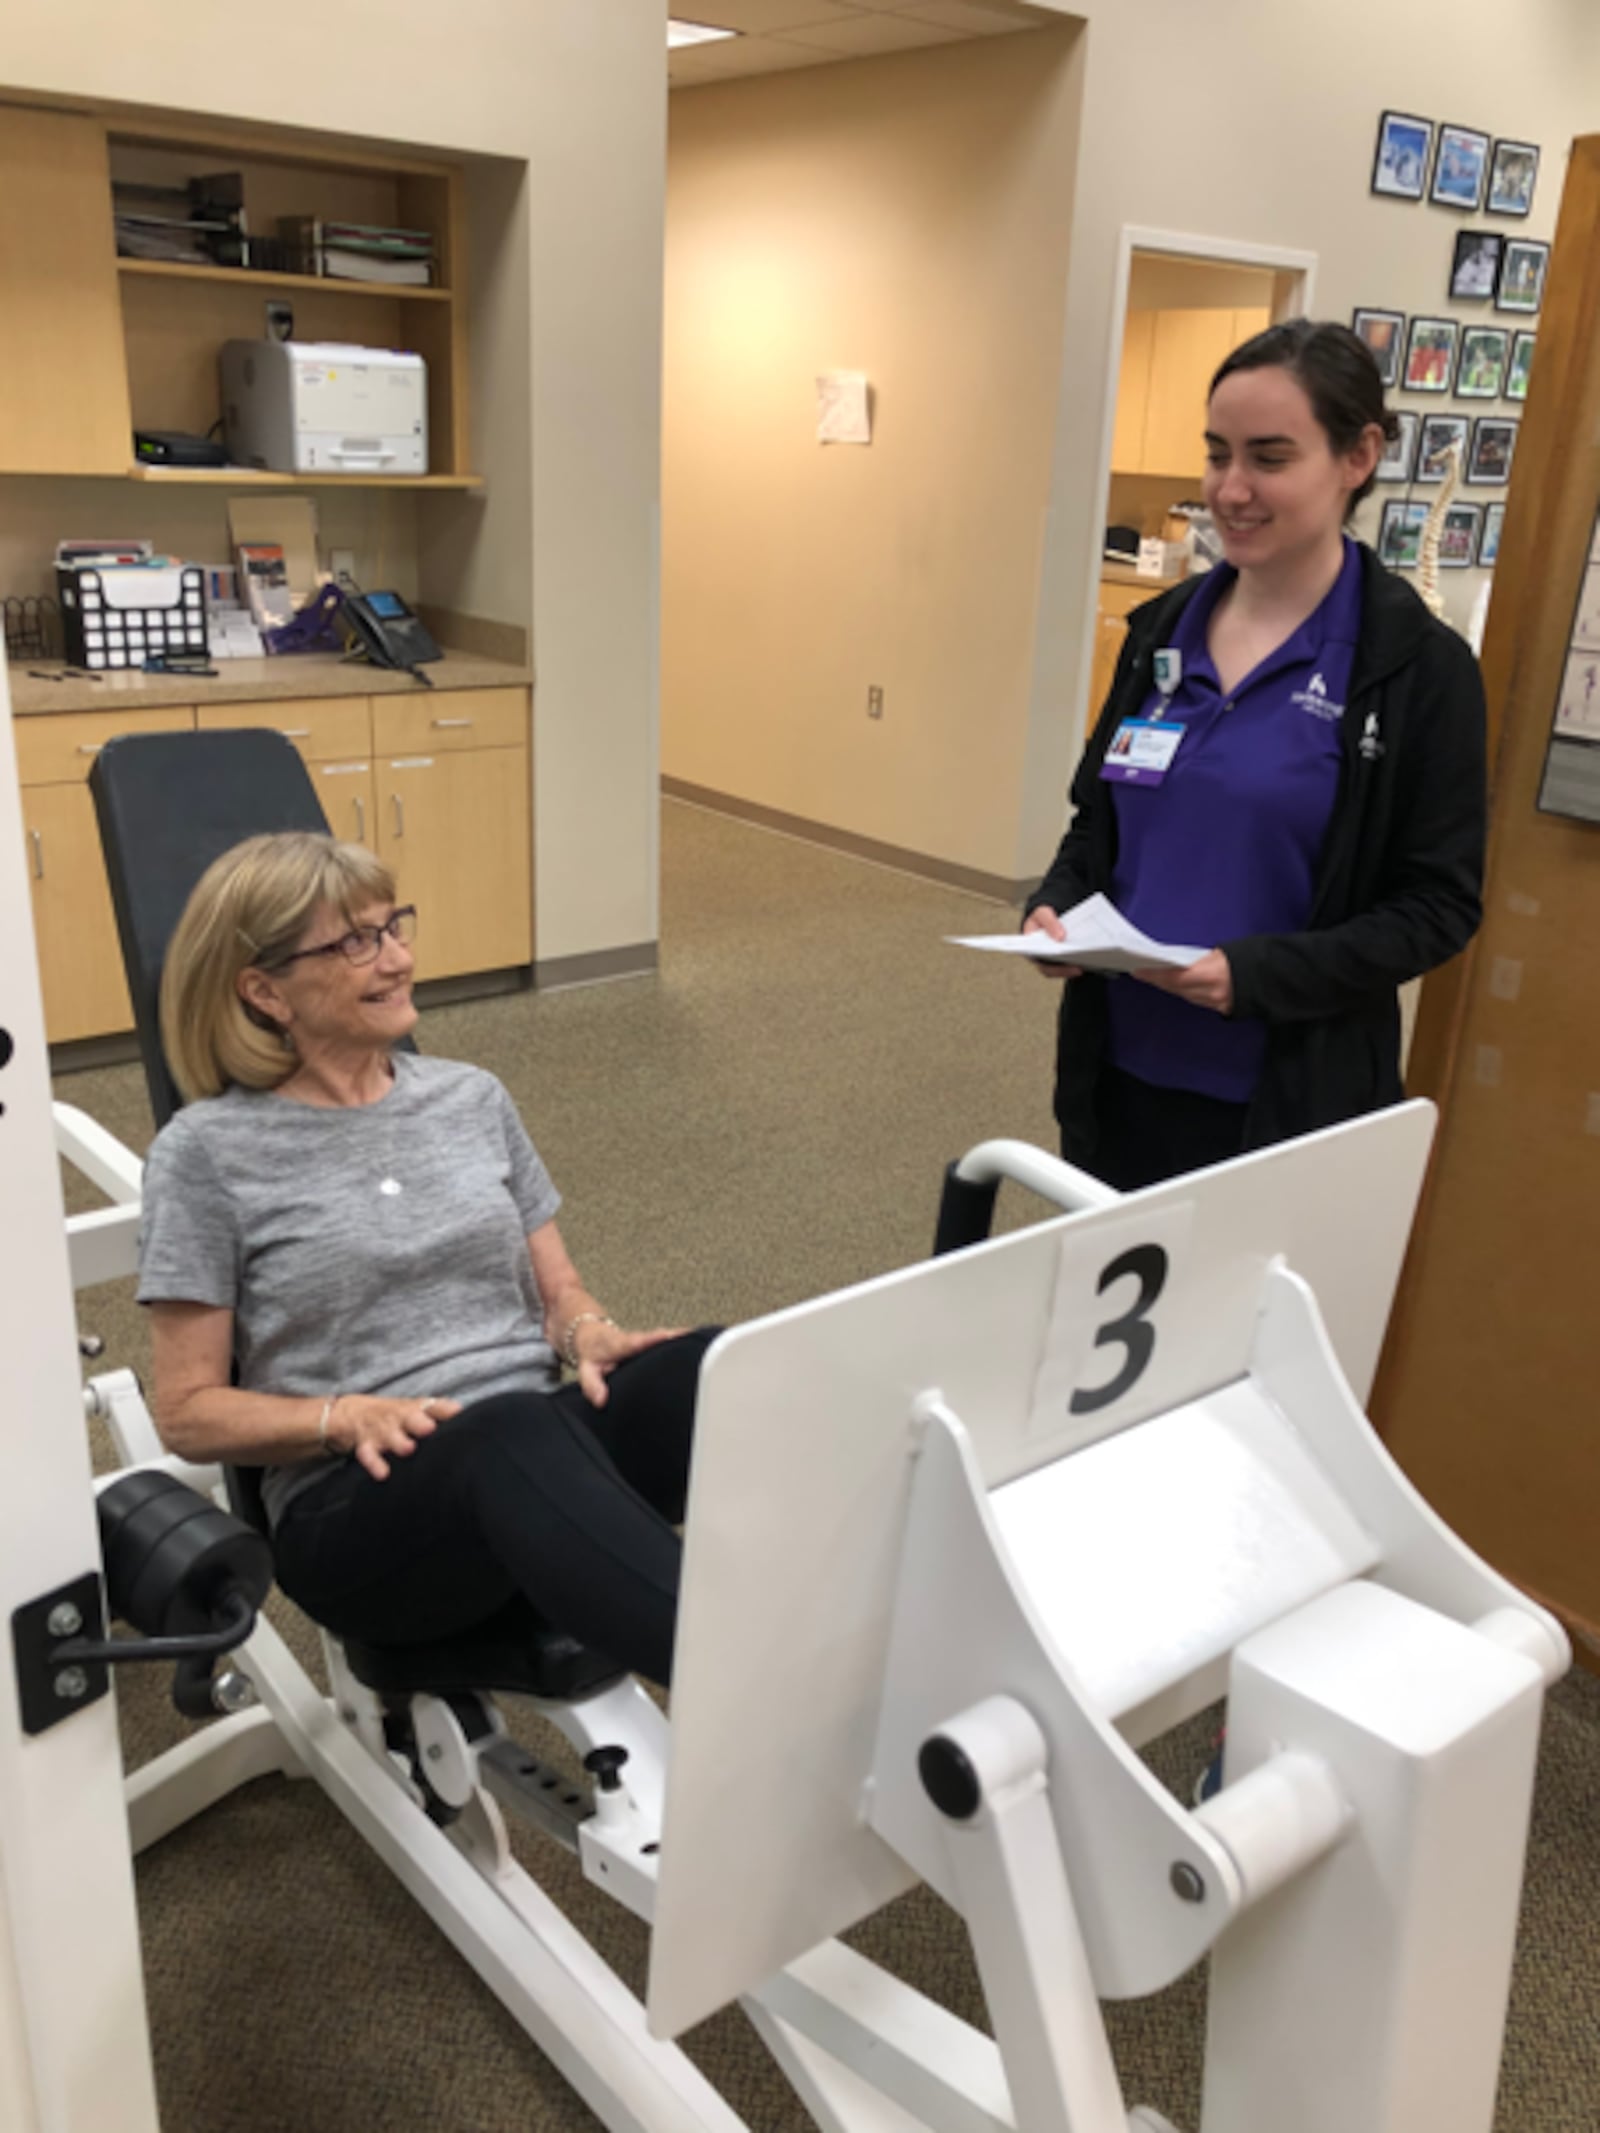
[0,107,131,475]
[374,691,531,981]
[1087,578,1157,722]
[17,681,530,1046]
[1113,306,1272,478]
[18,705,191,1043]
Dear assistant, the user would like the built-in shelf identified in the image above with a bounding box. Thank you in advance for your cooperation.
[117,258,453,303]
[126,465,483,489]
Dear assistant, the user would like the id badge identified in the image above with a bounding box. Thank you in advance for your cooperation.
[1100,718,1184,786]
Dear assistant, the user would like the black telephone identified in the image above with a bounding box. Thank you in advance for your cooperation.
[342,589,442,679]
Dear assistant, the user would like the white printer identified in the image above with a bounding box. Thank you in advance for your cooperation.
[220,340,428,475]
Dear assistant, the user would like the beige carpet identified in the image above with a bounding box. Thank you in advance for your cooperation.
[59,797,1599,2131]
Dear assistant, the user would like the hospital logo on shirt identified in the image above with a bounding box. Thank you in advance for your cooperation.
[1291,671,1344,721]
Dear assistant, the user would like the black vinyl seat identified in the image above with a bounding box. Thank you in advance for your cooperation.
[89,727,623,1703]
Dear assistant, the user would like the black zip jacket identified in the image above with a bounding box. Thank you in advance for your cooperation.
[1026,544,1487,1165]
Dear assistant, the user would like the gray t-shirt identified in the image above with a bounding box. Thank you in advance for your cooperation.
[137,1054,562,1524]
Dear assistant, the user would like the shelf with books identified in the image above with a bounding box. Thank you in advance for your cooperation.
[117,259,454,303]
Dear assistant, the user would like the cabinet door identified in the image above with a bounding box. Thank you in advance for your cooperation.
[310,760,378,849]
[1111,309,1155,474]
[376,749,531,981]
[1142,308,1240,478]
[0,109,131,475]
[21,783,134,1043]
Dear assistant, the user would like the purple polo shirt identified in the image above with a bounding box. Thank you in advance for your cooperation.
[1105,537,1363,1101]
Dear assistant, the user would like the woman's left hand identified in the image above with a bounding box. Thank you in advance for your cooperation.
[1135,948,1234,1015]
[573,1320,686,1408]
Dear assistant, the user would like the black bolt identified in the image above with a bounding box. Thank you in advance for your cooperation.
[583,1744,629,1793]
[919,1735,983,1821]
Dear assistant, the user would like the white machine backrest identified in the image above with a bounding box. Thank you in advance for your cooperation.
[649,1103,1438,2037]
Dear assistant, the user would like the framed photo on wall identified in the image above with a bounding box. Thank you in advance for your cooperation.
[1430,124,1490,211]
[1376,410,1419,483]
[1440,503,1481,566]
[1455,325,1510,398]
[1351,307,1405,386]
[1478,502,1506,565]
[1506,331,1535,402]
[1372,111,1433,200]
[1449,230,1502,301]
[1403,316,1459,392]
[1497,238,1549,313]
[1467,416,1519,484]
[1487,139,1539,216]
[1417,414,1470,482]
[1378,499,1429,568]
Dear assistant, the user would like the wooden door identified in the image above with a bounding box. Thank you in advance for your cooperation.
[376,748,530,980]
[0,107,131,475]
[21,782,134,1042]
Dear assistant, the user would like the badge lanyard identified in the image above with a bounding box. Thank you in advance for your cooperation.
[1102,647,1184,787]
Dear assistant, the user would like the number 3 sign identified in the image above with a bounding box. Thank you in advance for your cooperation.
[1028,1201,1195,1451]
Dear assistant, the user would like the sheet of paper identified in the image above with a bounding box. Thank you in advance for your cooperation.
[948,892,1206,975]
[816,371,870,445]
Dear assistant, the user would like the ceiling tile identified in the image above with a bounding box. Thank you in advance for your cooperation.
[883,1,1033,30]
[672,0,864,32]
[777,14,966,52]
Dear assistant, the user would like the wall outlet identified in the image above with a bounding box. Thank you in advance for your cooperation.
[264,300,295,343]
[329,549,357,587]
[867,685,884,719]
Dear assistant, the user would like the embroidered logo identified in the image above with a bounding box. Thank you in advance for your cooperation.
[1291,670,1344,721]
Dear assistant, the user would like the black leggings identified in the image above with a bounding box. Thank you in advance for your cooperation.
[1085,1065,1250,1193]
[270,1329,717,1687]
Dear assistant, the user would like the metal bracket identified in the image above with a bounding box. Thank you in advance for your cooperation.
[11,1571,109,1735]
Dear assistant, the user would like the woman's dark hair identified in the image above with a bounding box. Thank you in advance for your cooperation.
[1210,318,1400,516]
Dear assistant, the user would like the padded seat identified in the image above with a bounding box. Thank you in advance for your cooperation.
[340,1595,624,1703]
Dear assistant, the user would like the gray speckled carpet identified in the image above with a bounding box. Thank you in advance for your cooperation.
[59,799,1599,2132]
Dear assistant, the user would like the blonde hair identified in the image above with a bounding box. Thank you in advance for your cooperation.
[161,833,397,1101]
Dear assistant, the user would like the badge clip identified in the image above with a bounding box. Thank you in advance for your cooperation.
[1152,648,1182,700]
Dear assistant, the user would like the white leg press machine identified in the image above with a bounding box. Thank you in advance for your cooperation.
[0,654,1570,2133]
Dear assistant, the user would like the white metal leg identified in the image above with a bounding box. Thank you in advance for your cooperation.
[126,1707,304,1855]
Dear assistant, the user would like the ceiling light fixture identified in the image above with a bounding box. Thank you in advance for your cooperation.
[668,19,740,47]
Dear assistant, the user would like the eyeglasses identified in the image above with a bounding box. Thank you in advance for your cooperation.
[265,905,418,971]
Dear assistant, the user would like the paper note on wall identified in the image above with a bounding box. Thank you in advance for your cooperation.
[817,371,871,445]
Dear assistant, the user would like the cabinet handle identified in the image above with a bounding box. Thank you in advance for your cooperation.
[77,743,102,756]
[354,794,366,842]
[392,793,405,837]
[431,717,473,730]
[29,829,43,880]
[278,726,312,739]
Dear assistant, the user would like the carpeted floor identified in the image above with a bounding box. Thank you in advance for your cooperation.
[59,798,1599,2131]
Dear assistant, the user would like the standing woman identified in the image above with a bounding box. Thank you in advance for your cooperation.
[1025,319,1486,1189]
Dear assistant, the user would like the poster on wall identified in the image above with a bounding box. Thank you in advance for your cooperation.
[1537,514,1600,821]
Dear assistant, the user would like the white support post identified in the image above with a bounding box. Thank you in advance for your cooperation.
[0,646,162,2132]
[1201,1579,1546,2133]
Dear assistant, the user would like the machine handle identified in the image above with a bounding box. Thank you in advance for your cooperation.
[431,717,473,729]
[77,743,102,756]
[277,726,311,738]
[392,793,405,837]
[29,828,43,880]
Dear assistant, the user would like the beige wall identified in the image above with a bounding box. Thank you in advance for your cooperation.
[663,27,1085,886]
[0,0,667,965]
[1019,0,1600,872]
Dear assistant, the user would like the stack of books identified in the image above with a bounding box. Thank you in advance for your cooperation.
[278,217,437,287]
[113,173,249,267]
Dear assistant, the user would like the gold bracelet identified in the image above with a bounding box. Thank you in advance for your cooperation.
[561,1312,615,1371]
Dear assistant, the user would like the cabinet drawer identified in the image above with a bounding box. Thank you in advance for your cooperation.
[1098,579,1161,619]
[373,686,527,756]
[196,696,372,762]
[15,705,193,786]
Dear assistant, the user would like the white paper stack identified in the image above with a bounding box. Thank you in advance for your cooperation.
[948,893,1205,975]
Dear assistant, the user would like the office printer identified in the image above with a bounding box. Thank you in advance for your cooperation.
[220,340,428,475]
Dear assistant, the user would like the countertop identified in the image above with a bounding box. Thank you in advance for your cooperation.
[1099,561,1191,594]
[9,650,533,718]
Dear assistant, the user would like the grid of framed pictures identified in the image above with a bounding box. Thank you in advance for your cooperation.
[1467,416,1518,484]
[1417,414,1469,482]
[1371,113,1539,216]
[1497,238,1548,312]
[1456,325,1509,398]
[1403,317,1458,393]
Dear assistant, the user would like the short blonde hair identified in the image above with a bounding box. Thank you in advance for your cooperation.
[161,833,397,1101]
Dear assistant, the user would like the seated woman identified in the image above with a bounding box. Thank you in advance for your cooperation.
[138,831,712,1686]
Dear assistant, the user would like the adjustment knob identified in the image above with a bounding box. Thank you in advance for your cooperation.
[583,1744,630,1793]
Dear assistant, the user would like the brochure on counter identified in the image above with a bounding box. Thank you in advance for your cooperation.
[948,894,1205,976]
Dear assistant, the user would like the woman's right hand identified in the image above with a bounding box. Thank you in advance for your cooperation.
[328,1393,463,1481]
[1021,906,1083,981]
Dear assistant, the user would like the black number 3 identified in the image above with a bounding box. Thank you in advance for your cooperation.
[1069,1244,1169,1416]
